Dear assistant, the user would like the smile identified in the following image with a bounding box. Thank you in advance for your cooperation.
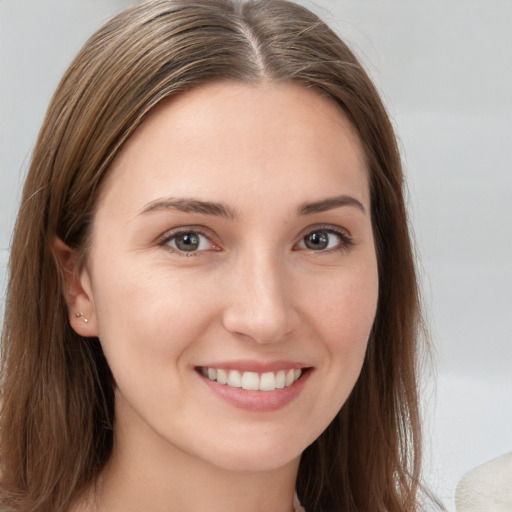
[199,367,302,391]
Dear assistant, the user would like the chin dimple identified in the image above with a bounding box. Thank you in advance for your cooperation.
[200,367,302,391]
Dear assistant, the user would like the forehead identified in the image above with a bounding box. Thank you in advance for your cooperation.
[96,81,369,218]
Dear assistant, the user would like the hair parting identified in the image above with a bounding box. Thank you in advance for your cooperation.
[1,1,443,511]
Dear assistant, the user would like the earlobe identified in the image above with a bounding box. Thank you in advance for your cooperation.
[74,312,89,324]
[53,237,98,337]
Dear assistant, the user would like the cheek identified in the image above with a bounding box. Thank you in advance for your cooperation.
[88,264,226,427]
[322,292,375,387]
[304,261,378,346]
[89,261,220,374]
[301,259,378,400]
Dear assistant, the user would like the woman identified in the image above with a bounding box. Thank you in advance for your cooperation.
[0,1,440,511]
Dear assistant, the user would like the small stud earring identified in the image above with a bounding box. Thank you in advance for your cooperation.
[75,312,89,323]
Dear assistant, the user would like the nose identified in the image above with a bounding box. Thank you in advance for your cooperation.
[221,249,297,344]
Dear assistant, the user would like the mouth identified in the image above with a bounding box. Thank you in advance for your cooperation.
[197,367,306,391]
[196,363,312,411]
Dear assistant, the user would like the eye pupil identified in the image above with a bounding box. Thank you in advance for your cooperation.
[304,230,329,250]
[175,233,200,251]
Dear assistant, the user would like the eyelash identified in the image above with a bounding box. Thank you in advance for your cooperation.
[158,227,218,257]
[158,225,354,257]
[295,225,354,254]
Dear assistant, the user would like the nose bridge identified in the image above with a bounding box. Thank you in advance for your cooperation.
[222,245,294,344]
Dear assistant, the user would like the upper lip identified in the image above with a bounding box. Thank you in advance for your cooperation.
[196,359,310,373]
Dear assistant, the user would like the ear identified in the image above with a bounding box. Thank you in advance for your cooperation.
[53,237,98,337]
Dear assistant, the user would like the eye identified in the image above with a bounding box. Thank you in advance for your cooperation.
[297,228,352,252]
[163,230,217,255]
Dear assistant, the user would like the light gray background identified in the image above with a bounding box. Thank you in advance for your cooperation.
[1,1,511,510]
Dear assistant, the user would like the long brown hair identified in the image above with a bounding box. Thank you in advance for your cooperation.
[1,1,439,511]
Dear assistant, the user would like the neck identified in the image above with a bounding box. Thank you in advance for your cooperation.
[80,404,300,512]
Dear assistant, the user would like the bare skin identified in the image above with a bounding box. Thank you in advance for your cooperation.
[60,81,378,512]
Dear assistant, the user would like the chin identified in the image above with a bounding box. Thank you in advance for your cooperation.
[195,431,308,473]
[209,450,302,473]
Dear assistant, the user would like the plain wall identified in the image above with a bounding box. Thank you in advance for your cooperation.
[1,1,511,510]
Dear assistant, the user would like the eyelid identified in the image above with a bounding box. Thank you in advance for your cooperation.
[157,225,221,255]
[156,223,353,256]
[294,224,354,252]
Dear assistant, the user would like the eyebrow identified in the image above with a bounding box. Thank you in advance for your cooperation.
[140,194,365,220]
[140,197,239,220]
[298,195,366,215]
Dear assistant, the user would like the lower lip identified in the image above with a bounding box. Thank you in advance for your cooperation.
[198,369,311,412]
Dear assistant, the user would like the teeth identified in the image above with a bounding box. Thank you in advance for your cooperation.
[275,370,286,389]
[227,370,242,388]
[241,371,259,390]
[217,368,228,384]
[259,372,276,391]
[200,367,304,391]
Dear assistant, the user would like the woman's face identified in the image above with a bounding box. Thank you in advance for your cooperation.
[75,82,378,472]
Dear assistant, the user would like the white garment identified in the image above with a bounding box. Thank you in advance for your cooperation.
[455,452,512,512]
